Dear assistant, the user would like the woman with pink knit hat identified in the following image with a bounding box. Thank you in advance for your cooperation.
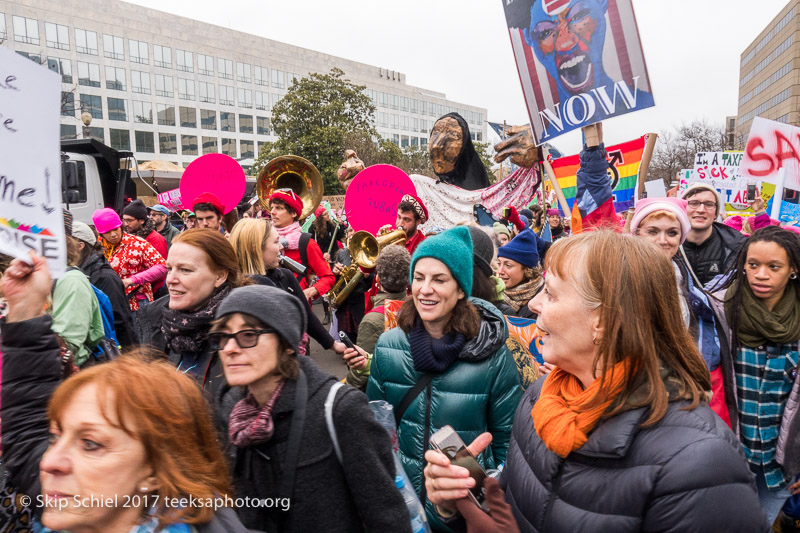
[630,197,731,427]
[92,208,167,314]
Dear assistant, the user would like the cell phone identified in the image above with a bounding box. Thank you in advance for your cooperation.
[429,425,488,511]
[339,331,356,349]
[502,207,511,219]
[747,183,756,202]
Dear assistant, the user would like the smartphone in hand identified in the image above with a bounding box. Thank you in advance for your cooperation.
[429,425,488,511]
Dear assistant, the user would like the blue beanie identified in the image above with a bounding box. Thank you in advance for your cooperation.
[497,228,540,268]
[410,226,473,296]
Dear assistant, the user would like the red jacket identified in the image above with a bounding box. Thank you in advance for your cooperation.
[145,230,168,259]
[285,238,335,296]
[405,230,425,255]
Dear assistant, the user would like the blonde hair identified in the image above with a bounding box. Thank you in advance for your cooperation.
[228,218,272,276]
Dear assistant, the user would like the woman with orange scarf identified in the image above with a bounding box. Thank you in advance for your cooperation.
[423,230,768,533]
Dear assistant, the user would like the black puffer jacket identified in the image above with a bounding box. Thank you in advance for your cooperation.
[214,356,411,533]
[682,222,746,287]
[502,378,769,533]
[79,251,138,347]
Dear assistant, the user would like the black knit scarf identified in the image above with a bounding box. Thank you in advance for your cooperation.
[162,285,231,353]
[409,319,466,373]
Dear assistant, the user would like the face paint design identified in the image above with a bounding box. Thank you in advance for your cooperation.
[524,0,610,97]
[429,117,463,175]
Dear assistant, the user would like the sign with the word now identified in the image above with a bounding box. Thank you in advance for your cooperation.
[0,47,66,276]
[502,0,655,145]
[741,117,800,191]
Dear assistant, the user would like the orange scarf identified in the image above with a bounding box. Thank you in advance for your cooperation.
[531,361,628,458]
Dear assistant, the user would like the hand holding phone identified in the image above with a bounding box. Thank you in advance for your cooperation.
[747,183,756,202]
[429,426,489,511]
[339,331,355,349]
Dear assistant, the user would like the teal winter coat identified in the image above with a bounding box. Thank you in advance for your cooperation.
[366,298,523,531]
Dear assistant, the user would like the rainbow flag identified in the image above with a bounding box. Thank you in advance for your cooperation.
[548,136,646,215]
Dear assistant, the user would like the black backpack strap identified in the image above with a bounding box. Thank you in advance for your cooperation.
[295,233,312,281]
[278,369,308,500]
[394,373,435,426]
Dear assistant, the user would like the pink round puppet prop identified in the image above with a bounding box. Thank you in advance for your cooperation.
[179,153,246,215]
[344,165,416,234]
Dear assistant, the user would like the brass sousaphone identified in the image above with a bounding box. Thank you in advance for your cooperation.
[256,155,324,219]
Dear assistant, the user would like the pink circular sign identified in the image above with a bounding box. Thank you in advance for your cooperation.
[179,154,246,214]
[344,165,416,235]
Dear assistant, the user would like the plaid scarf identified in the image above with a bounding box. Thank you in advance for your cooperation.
[503,276,544,313]
[228,381,286,447]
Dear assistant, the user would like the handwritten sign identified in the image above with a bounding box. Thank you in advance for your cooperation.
[741,117,800,191]
[688,151,753,210]
[779,201,800,225]
[179,153,246,214]
[157,188,184,211]
[0,47,66,276]
[344,165,416,234]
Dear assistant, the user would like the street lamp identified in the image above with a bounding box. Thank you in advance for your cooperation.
[81,109,93,139]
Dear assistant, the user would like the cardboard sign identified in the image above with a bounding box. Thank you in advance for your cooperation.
[741,117,800,191]
[503,0,655,144]
[0,47,66,276]
[179,153,246,214]
[157,188,184,211]
[344,165,416,234]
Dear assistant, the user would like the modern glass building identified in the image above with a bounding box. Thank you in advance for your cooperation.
[2,0,488,168]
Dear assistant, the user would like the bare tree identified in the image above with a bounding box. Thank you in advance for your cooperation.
[649,120,726,186]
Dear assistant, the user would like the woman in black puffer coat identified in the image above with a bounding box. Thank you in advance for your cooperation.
[424,231,769,533]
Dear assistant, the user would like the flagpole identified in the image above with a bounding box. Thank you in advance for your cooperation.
[541,146,572,217]
[637,133,659,200]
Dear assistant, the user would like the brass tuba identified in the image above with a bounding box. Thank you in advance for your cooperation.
[256,155,323,219]
[328,229,407,308]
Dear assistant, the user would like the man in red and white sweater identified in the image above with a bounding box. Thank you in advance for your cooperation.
[269,189,335,302]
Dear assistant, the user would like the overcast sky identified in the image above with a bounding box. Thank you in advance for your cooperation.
[129,0,790,154]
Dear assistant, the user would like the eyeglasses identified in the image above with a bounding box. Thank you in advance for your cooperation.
[209,329,275,350]
[686,200,717,210]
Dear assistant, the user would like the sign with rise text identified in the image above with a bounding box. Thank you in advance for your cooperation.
[0,47,66,276]
[503,0,655,144]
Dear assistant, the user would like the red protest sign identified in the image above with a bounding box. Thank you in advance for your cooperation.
[741,117,800,191]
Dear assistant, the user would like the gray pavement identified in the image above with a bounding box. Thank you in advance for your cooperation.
[307,301,348,380]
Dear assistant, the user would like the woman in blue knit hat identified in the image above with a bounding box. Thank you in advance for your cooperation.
[366,226,523,531]
[496,228,544,319]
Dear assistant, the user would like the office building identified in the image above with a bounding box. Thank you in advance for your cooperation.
[734,1,798,147]
[2,0,488,168]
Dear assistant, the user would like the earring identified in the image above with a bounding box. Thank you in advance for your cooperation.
[592,337,601,346]
[140,486,148,492]
[791,273,797,280]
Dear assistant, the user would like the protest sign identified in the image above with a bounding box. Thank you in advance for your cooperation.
[0,47,66,276]
[778,200,800,225]
[549,135,645,214]
[344,165,416,235]
[180,153,246,214]
[503,0,655,145]
[157,188,184,211]
[690,151,750,209]
[741,117,800,191]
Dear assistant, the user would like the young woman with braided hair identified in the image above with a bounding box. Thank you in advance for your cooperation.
[709,225,800,523]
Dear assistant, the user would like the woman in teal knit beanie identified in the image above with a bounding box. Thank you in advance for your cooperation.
[367,226,523,530]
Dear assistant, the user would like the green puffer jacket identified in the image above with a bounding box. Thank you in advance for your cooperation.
[366,298,523,531]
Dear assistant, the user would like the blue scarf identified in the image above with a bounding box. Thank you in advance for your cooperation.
[408,319,466,373]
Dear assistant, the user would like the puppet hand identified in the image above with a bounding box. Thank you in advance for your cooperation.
[494,125,539,168]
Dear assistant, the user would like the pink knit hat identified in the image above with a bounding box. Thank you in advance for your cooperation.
[92,208,122,234]
[630,198,691,243]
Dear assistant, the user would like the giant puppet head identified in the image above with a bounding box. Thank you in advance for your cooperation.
[336,149,365,190]
[523,0,612,99]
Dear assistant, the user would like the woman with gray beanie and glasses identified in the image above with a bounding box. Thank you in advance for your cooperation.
[210,285,411,533]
